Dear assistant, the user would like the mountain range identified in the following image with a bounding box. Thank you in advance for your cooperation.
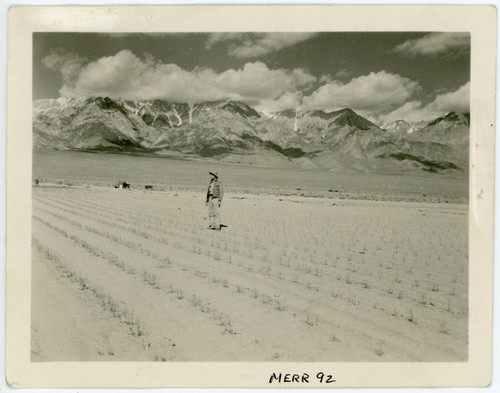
[33,97,469,173]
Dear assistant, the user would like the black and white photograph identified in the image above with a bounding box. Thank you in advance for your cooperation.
[31,29,471,362]
[5,4,496,389]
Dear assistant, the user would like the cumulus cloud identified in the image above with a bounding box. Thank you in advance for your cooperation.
[431,82,470,112]
[335,69,352,78]
[393,32,470,56]
[256,91,303,114]
[319,74,333,84]
[47,49,316,106]
[377,82,470,124]
[301,71,421,113]
[42,48,468,122]
[213,62,315,103]
[205,33,242,49]
[42,48,87,84]
[206,32,318,58]
[377,101,424,125]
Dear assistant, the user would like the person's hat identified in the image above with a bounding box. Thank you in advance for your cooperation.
[209,171,218,179]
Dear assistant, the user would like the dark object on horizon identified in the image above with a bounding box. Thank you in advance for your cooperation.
[208,224,228,230]
[145,185,153,190]
[115,182,130,189]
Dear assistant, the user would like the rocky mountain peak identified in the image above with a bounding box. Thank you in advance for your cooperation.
[428,112,470,127]
[327,108,379,131]
[32,97,469,172]
[273,109,297,118]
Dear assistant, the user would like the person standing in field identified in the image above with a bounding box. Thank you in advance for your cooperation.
[206,171,224,230]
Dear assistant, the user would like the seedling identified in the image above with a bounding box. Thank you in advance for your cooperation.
[305,314,319,327]
[407,309,417,324]
[438,321,450,335]
[329,331,340,342]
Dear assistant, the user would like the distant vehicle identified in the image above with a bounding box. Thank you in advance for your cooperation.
[115,182,130,189]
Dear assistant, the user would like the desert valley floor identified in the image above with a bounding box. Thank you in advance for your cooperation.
[31,153,469,361]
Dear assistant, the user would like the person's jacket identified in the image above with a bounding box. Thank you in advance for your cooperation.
[206,179,224,202]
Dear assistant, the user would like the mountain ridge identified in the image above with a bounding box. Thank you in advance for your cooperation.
[33,97,469,173]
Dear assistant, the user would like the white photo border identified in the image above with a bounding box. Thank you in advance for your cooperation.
[5,3,496,388]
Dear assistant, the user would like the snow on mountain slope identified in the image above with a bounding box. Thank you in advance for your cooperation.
[33,97,469,172]
[383,119,427,135]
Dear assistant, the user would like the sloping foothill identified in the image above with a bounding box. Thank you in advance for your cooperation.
[379,153,463,173]
[33,97,470,177]
[264,141,308,158]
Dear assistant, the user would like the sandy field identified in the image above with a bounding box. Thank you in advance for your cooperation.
[32,184,468,362]
[33,150,469,203]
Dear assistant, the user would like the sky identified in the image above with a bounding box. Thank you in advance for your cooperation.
[33,32,470,125]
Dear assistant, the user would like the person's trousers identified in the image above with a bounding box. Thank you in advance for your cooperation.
[208,197,221,229]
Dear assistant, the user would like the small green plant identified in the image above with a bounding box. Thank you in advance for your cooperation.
[374,340,385,357]
[305,313,319,327]
[218,316,237,335]
[190,295,202,308]
[407,309,417,324]
[329,331,340,342]
[274,300,287,312]
[361,281,371,289]
[261,295,272,305]
[438,320,450,335]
